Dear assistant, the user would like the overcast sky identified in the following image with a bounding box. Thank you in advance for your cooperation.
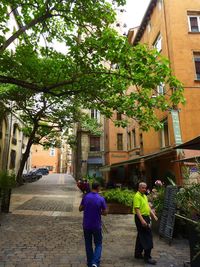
[125,0,150,29]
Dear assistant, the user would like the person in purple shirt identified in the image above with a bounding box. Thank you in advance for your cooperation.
[79,181,107,267]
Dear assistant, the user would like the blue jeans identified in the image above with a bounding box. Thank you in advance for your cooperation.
[83,228,102,267]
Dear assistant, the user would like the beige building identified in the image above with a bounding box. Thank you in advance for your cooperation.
[73,109,104,180]
[0,113,29,174]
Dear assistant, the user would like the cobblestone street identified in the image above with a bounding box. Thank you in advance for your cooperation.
[0,174,190,267]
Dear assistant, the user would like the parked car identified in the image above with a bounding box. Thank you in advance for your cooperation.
[29,168,49,175]
[22,172,42,183]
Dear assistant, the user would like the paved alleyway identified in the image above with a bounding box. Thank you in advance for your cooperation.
[0,174,190,267]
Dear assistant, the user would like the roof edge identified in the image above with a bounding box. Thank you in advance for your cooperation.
[133,0,157,45]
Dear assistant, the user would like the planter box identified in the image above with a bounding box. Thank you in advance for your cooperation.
[107,203,132,214]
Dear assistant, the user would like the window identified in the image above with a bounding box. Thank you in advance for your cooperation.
[90,136,100,151]
[160,120,170,147]
[50,148,55,156]
[153,34,162,52]
[147,22,151,33]
[9,149,16,169]
[157,83,165,95]
[116,112,122,120]
[194,53,200,80]
[117,133,123,150]
[132,129,136,148]
[128,132,131,150]
[188,16,200,32]
[139,133,143,152]
[13,124,18,137]
[12,123,18,145]
[91,109,100,122]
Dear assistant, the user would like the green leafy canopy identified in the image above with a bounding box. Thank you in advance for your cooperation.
[0,0,184,130]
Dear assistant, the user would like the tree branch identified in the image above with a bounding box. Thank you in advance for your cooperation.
[0,75,43,92]
[0,12,52,52]
[0,69,132,97]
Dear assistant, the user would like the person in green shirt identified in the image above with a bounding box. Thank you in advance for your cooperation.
[133,182,158,265]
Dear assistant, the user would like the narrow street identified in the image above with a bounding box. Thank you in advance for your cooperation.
[0,174,189,267]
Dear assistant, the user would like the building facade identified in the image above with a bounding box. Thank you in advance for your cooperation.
[30,145,61,173]
[102,0,200,187]
[72,109,104,180]
[0,113,30,174]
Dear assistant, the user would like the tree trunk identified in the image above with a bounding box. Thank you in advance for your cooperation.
[16,124,38,184]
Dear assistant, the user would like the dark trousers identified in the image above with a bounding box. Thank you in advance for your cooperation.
[84,228,102,267]
[134,215,153,260]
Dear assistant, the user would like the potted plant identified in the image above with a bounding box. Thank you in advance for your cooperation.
[148,180,165,217]
[147,180,166,234]
[176,183,200,267]
[0,170,16,213]
[101,188,135,214]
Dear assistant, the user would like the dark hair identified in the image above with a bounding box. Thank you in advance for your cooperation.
[92,181,100,190]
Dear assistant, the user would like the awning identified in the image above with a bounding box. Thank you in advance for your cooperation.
[87,157,103,165]
[144,148,175,161]
[172,156,200,163]
[111,148,174,168]
[174,136,200,150]
[99,165,111,172]
[111,157,141,168]
[99,148,175,171]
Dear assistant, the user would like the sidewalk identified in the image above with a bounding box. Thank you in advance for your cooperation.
[0,174,190,267]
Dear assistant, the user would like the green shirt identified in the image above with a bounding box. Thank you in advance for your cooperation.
[133,191,150,216]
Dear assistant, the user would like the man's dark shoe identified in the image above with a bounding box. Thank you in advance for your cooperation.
[135,254,144,259]
[144,258,157,265]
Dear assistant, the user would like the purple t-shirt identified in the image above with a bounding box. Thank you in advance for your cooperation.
[81,192,107,230]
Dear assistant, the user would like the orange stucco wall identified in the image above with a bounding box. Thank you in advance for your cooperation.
[31,145,60,173]
[137,0,200,153]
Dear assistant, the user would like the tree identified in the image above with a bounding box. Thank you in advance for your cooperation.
[0,0,185,178]
[0,1,184,124]
[0,89,83,184]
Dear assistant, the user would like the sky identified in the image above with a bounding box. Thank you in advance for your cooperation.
[125,0,150,29]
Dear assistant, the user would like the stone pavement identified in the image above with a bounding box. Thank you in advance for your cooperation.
[0,174,190,267]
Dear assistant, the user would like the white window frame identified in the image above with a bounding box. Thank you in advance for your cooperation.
[91,109,100,123]
[147,22,151,33]
[188,15,200,32]
[157,83,165,95]
[50,148,55,156]
[153,34,162,52]
[160,120,170,148]
[132,129,136,148]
